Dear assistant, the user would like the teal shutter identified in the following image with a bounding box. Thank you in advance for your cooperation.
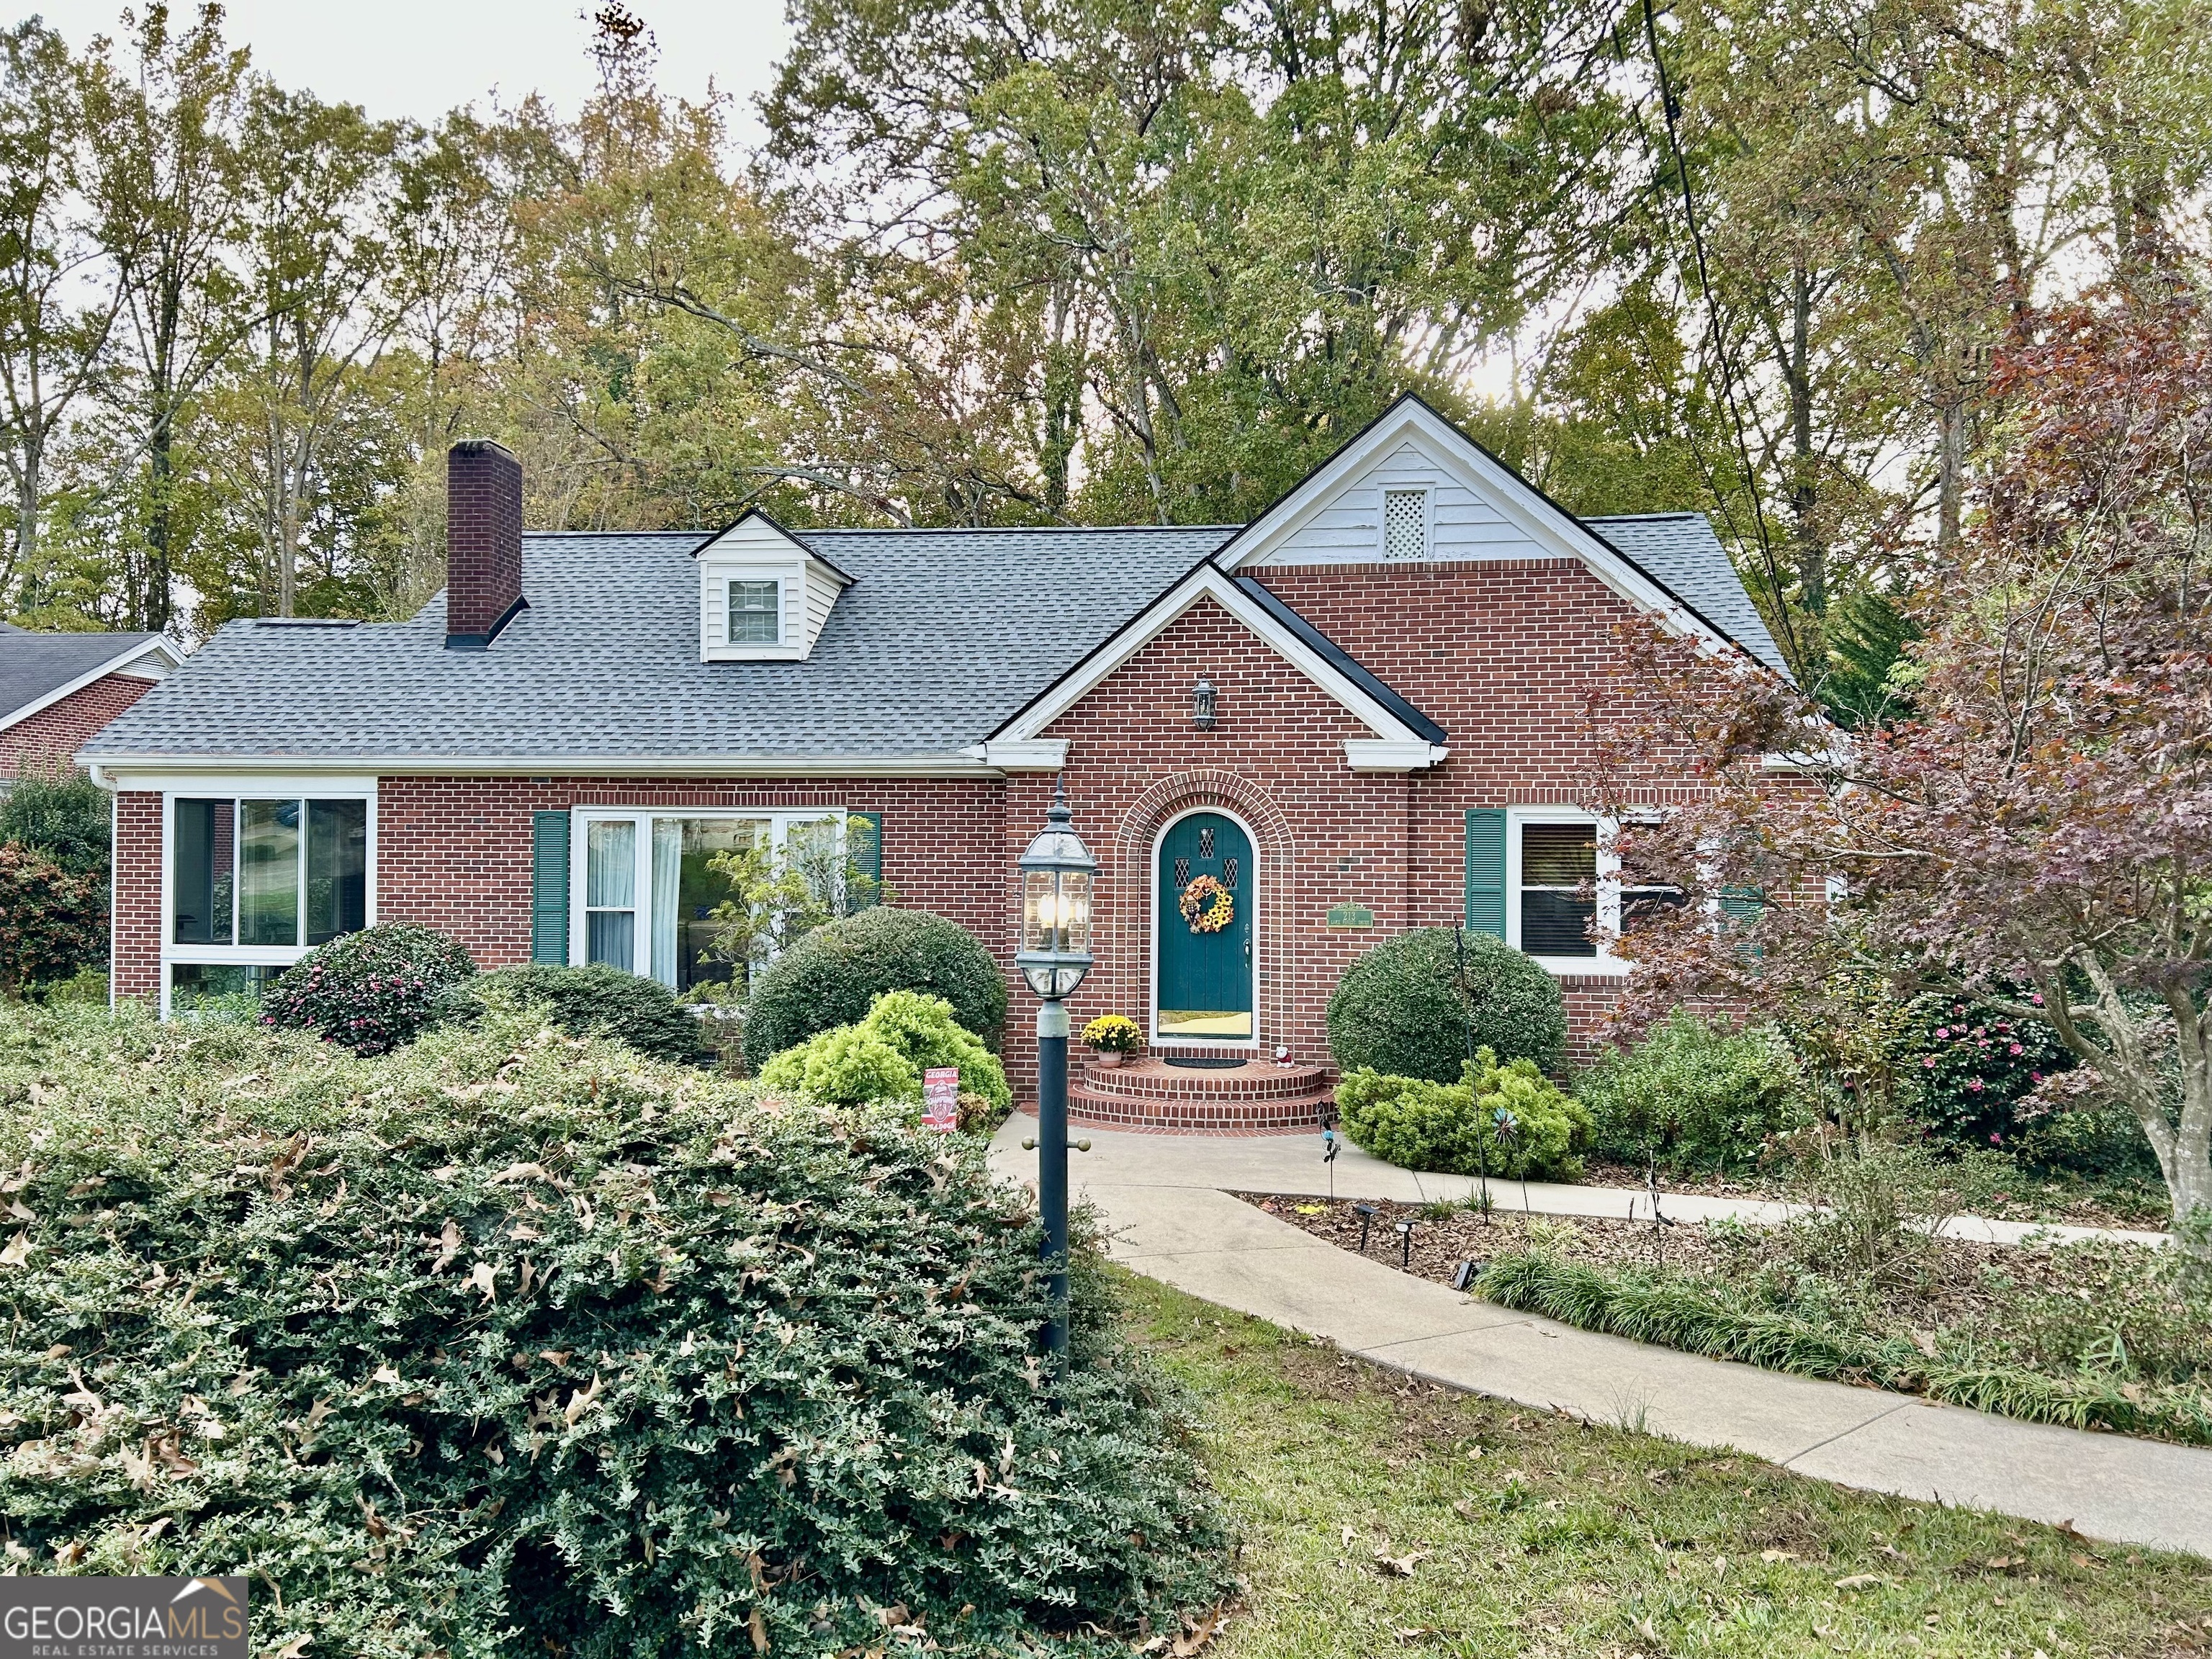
[1719,885,1766,955]
[531,811,570,963]
[848,811,883,912]
[1465,809,1506,938]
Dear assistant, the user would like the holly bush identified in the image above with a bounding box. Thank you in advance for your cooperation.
[261,922,477,1054]
[0,1000,1229,1658]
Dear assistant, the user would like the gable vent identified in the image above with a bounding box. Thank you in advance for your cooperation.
[1382,489,1426,559]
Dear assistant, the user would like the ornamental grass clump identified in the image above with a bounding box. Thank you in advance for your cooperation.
[0,1000,1229,1658]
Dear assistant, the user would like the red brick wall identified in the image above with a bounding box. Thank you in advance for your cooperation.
[1,674,156,777]
[112,789,163,1003]
[373,775,1007,971]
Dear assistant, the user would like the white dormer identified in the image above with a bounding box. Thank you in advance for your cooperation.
[693,511,853,662]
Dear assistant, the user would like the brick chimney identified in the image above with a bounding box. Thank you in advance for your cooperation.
[444,439,526,649]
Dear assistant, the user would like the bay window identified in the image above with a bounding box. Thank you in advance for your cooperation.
[164,786,374,1012]
[572,809,848,994]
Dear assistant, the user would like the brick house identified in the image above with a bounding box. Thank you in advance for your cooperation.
[81,401,1785,1127]
[0,624,179,786]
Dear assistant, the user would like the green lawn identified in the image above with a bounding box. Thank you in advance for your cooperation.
[1121,1272,2212,1658]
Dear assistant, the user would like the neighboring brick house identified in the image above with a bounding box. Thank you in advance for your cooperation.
[0,624,179,785]
[81,403,1787,1127]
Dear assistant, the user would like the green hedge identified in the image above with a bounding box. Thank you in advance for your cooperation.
[744,908,1007,1071]
[1335,1048,1593,1180]
[759,990,1012,1116]
[438,963,703,1063]
[0,1002,1230,1656]
[1326,927,1566,1081]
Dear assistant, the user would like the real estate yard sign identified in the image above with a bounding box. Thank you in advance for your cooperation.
[923,1066,960,1132]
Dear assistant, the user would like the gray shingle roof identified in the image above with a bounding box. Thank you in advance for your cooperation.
[85,529,1233,763]
[86,508,1786,765]
[1586,513,1791,675]
[0,631,165,724]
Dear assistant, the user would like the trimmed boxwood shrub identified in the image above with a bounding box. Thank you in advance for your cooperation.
[261,921,475,1054]
[1336,1048,1594,1179]
[437,963,702,1064]
[1577,1012,1805,1172]
[1327,926,1567,1082]
[744,907,1007,1069]
[759,989,1012,1116]
[0,999,1231,1658]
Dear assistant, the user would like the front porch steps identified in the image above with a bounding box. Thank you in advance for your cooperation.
[1069,1053,1334,1133]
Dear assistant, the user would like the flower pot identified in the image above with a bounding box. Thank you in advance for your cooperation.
[1091,1050,1125,1069]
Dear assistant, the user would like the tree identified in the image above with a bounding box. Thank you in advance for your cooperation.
[1587,262,2212,1241]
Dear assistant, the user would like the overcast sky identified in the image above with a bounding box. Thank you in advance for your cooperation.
[22,0,793,144]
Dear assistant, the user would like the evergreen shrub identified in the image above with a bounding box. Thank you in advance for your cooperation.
[759,990,1012,1116]
[0,1001,1230,1657]
[1326,927,1566,1081]
[1576,1012,1805,1172]
[437,963,701,1063]
[261,922,475,1054]
[0,845,103,994]
[1336,1048,1593,1179]
[744,908,1007,1070]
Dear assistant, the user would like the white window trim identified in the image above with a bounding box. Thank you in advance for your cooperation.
[567,806,844,981]
[159,778,379,1015]
[724,576,783,647]
[699,559,805,662]
[1378,484,1432,561]
[1503,806,1631,979]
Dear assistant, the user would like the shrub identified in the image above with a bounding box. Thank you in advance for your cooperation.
[1336,1047,1593,1179]
[0,761,110,876]
[1576,1012,1805,1172]
[0,1001,1231,1657]
[260,921,475,1054]
[1327,926,1566,1082]
[1905,995,2072,1148]
[759,990,1013,1116]
[438,964,702,1063]
[0,844,103,994]
[744,907,1007,1070]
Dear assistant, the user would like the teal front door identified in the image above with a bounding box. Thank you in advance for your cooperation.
[1156,812,1255,1041]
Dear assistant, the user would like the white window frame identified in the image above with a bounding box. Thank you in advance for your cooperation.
[158,777,379,1015]
[1379,485,1431,561]
[725,577,782,646]
[1503,806,1631,978]
[566,806,845,981]
[699,558,805,662]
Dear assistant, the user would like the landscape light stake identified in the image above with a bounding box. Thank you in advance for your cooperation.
[1354,1202,1379,1255]
[1396,1218,1414,1269]
[1015,781,1096,1369]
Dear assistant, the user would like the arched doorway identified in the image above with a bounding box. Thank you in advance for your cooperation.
[1154,809,1256,1044]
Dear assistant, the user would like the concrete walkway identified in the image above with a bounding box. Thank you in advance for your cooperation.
[991,1117,2212,1558]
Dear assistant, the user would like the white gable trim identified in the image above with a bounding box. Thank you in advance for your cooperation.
[1218,397,1743,662]
[993,563,1443,768]
[0,636,181,737]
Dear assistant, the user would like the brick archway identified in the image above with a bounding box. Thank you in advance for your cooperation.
[1112,770,1296,1051]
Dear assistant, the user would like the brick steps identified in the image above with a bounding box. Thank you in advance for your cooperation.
[1069,1054,1334,1132]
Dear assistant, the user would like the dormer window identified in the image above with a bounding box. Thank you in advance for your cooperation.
[728,579,781,645]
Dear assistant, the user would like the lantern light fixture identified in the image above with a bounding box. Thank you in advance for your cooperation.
[1016,779,1096,1002]
[1190,676,1218,730]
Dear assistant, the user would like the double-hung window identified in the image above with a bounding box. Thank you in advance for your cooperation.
[573,808,845,994]
[1504,809,1679,973]
[727,580,780,644]
[165,786,374,1011]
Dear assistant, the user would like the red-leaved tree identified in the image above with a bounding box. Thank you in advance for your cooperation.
[1587,264,2212,1237]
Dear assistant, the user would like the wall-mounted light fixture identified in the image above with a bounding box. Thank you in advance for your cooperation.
[1190,677,1218,729]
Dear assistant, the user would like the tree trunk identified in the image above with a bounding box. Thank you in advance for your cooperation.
[1935,398,1966,554]
[1787,266,1824,613]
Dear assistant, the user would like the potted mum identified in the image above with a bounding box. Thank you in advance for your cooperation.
[1082,1014,1144,1068]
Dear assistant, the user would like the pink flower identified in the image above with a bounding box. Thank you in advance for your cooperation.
[2008,1043,2023,1056]
[1967,1077,1984,1092]
[2029,992,2045,1006]
[1990,1133,2003,1145]
[1923,1056,1938,1068]
[2031,1071,2044,1084]
[1934,1027,1950,1039]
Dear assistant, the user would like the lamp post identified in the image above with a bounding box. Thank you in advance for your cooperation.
[1016,779,1096,1364]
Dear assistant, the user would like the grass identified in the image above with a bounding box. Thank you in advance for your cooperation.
[1121,1271,2212,1658]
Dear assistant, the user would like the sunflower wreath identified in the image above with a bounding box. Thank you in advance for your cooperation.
[1178,874,1235,934]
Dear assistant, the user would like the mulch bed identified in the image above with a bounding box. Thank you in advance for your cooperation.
[1233,1193,2143,1335]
